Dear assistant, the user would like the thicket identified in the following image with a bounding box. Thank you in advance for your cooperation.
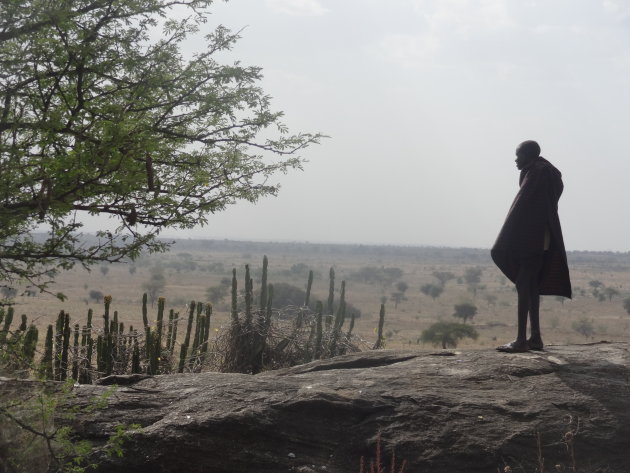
[0,256,376,382]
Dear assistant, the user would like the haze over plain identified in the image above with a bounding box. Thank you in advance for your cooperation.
[84,0,630,251]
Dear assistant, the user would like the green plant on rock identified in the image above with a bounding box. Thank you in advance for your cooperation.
[0,307,39,378]
[0,379,138,473]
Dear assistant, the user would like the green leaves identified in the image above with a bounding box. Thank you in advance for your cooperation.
[0,0,322,290]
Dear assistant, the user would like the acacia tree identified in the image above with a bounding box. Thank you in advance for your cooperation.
[420,283,443,300]
[420,322,478,349]
[463,267,484,296]
[452,303,477,323]
[0,0,321,294]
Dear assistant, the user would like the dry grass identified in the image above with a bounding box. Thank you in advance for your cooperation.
[8,241,630,354]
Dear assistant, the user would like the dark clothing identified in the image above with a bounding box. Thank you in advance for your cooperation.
[491,157,572,298]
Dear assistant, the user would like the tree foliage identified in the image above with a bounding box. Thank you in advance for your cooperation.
[452,303,477,323]
[143,267,166,305]
[432,271,455,286]
[348,266,403,286]
[463,267,484,296]
[420,322,478,349]
[572,318,595,338]
[420,283,443,300]
[0,0,321,292]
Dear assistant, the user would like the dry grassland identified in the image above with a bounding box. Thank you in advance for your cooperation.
[10,240,630,352]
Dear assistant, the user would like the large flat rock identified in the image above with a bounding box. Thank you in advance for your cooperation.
[4,342,630,472]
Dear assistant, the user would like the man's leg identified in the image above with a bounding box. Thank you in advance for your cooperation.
[527,257,544,349]
[497,255,543,353]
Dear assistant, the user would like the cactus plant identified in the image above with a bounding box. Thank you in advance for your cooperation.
[1,306,14,343]
[244,265,253,329]
[314,301,323,360]
[259,255,268,311]
[178,300,196,373]
[40,325,54,379]
[131,331,141,374]
[60,312,71,380]
[305,270,314,307]
[327,267,335,316]
[374,303,386,349]
[72,323,80,380]
[231,269,238,325]
[22,324,38,365]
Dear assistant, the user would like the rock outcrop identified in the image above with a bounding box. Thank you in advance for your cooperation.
[3,342,630,472]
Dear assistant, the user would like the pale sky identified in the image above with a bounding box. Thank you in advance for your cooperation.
[101,1,630,251]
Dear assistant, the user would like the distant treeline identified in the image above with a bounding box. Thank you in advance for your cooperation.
[168,238,630,269]
[31,234,630,269]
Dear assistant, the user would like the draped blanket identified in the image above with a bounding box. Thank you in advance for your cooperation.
[491,157,572,298]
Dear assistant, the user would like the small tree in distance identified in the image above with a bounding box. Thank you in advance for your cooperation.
[572,318,595,339]
[390,291,406,309]
[395,281,409,294]
[463,267,483,296]
[432,271,455,287]
[421,322,478,349]
[603,287,619,302]
[453,303,478,323]
[421,283,443,300]
[143,268,166,305]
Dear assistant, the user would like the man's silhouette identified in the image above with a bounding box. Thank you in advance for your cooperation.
[491,140,572,352]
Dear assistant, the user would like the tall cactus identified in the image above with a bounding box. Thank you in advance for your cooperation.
[79,325,91,384]
[149,297,166,374]
[178,300,196,373]
[142,293,149,329]
[373,303,386,349]
[71,323,80,380]
[86,308,94,371]
[189,303,203,369]
[103,295,112,336]
[18,313,27,331]
[326,267,335,330]
[346,313,356,338]
[40,325,54,379]
[244,265,253,329]
[259,255,268,312]
[60,312,71,380]
[166,309,175,353]
[170,311,179,353]
[305,270,314,307]
[131,330,141,374]
[22,324,38,365]
[230,269,239,325]
[327,267,335,316]
[329,280,346,356]
[334,280,346,331]
[314,301,323,360]
[0,306,14,343]
[53,311,64,380]
[96,335,104,373]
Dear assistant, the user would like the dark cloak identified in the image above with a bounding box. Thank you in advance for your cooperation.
[491,157,572,298]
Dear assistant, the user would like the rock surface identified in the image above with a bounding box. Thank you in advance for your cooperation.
[4,342,630,472]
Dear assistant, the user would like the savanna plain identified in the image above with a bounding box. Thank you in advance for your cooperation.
[11,239,630,352]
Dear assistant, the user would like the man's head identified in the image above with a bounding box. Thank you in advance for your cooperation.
[515,140,541,170]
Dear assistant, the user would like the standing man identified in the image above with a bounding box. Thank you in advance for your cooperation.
[492,140,572,353]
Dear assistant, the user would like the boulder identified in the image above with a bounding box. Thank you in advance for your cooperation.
[3,342,629,472]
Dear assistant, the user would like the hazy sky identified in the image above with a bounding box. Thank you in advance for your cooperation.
[110,1,630,251]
